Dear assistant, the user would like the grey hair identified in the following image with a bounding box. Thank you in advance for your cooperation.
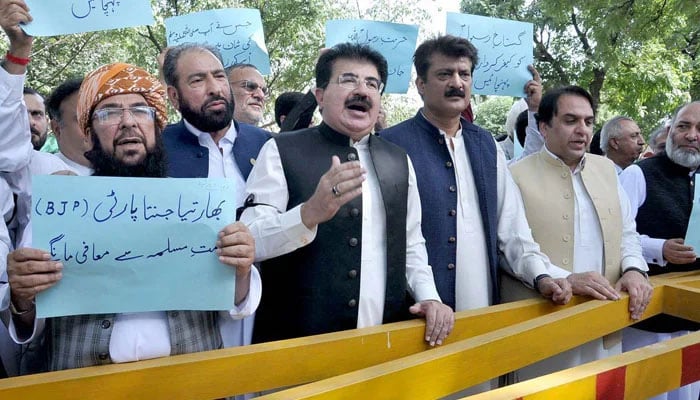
[600,115,634,154]
[162,43,224,88]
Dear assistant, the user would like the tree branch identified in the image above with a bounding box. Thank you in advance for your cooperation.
[570,10,594,58]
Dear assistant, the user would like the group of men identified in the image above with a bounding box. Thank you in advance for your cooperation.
[1,0,699,398]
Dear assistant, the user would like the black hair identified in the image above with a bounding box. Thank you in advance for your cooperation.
[536,86,596,126]
[413,35,479,81]
[315,43,388,93]
[46,77,83,121]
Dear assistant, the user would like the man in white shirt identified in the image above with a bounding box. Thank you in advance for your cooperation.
[161,44,270,354]
[6,62,259,372]
[508,85,653,381]
[600,116,645,174]
[240,43,454,346]
[46,77,94,176]
[381,35,570,319]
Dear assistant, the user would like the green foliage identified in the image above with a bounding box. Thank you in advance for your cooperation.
[460,0,699,136]
[473,96,514,136]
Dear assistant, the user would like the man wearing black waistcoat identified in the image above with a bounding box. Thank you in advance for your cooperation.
[240,43,453,346]
[619,101,700,400]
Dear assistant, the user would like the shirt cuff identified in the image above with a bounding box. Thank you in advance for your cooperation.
[621,256,649,274]
[283,204,317,246]
[642,237,666,266]
[524,261,571,288]
[8,315,44,345]
[228,266,261,319]
[412,287,442,304]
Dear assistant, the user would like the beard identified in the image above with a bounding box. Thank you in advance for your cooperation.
[178,91,235,133]
[666,134,700,169]
[31,128,47,150]
[85,131,167,178]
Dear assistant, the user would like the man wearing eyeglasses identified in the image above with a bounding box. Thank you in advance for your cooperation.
[227,63,267,126]
[240,43,454,346]
[5,62,259,372]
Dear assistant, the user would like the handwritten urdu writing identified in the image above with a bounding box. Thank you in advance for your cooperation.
[326,19,419,94]
[22,0,154,37]
[165,8,271,74]
[446,12,533,97]
[33,176,237,318]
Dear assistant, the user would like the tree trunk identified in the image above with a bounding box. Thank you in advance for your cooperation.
[589,67,605,111]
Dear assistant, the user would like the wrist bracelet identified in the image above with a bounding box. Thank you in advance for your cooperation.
[5,51,30,66]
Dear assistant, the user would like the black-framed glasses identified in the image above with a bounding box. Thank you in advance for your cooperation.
[232,80,269,97]
[336,73,384,93]
[92,106,156,126]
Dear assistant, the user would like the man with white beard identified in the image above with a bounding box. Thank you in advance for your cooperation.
[619,100,700,400]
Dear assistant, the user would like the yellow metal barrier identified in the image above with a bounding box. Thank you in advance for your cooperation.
[0,273,698,399]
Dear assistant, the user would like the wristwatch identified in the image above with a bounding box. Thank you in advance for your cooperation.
[623,267,649,279]
[534,274,552,293]
[9,299,35,316]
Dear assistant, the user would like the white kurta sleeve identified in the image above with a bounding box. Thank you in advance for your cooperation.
[619,164,666,266]
[404,157,441,303]
[617,181,649,272]
[240,140,317,261]
[0,67,31,173]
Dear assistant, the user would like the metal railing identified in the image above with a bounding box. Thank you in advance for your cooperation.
[1,272,697,399]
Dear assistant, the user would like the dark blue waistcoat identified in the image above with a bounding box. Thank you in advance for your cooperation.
[381,111,499,308]
[162,119,270,179]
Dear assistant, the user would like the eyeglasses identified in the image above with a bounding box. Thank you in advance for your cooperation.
[232,80,269,97]
[336,73,384,93]
[92,106,156,126]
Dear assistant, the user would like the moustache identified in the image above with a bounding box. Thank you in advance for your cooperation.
[345,94,373,111]
[113,128,145,145]
[444,88,466,98]
[205,95,230,106]
[30,127,42,136]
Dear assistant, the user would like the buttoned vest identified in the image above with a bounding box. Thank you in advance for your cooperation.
[632,154,700,332]
[503,151,623,301]
[163,119,271,180]
[381,111,499,308]
[46,311,221,371]
[252,124,410,343]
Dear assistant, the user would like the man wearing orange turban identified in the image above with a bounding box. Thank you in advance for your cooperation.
[6,62,259,372]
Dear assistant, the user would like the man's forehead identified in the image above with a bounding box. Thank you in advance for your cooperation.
[331,58,379,77]
[178,49,223,74]
[620,119,640,131]
[24,93,45,106]
[428,53,472,69]
[555,95,594,116]
[230,66,263,81]
[676,103,700,123]
[94,93,148,109]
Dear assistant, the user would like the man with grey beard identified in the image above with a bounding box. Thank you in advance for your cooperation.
[619,101,700,400]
